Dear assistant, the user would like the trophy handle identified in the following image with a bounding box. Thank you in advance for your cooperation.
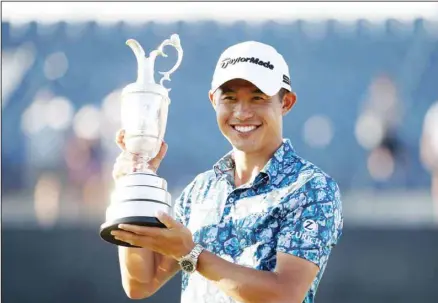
[151,34,184,88]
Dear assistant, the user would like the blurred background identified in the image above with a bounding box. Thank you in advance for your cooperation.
[2,2,438,303]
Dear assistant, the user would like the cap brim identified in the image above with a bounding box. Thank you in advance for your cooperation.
[211,68,281,97]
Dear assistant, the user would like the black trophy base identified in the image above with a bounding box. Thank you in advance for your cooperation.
[99,216,166,247]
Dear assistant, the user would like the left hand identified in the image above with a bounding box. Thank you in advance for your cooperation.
[111,211,195,260]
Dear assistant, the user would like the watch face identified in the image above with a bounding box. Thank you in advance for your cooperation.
[181,259,195,273]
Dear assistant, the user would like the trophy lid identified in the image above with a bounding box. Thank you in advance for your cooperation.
[122,35,183,99]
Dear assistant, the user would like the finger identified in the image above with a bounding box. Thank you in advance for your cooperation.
[148,141,168,171]
[116,129,125,145]
[156,211,182,229]
[157,141,168,159]
[111,230,156,248]
[118,224,164,236]
[111,230,141,245]
[115,129,126,150]
[149,141,168,169]
[111,230,133,238]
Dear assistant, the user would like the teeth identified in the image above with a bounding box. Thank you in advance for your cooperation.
[234,125,258,133]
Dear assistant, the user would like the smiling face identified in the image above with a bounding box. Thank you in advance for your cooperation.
[209,79,296,155]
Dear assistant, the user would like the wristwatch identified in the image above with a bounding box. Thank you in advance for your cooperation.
[178,244,205,274]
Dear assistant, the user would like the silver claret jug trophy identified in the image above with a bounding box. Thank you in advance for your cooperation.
[100,34,183,247]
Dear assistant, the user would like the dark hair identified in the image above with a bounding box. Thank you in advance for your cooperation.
[277,88,290,102]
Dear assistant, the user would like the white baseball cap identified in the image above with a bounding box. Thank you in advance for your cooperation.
[211,41,292,97]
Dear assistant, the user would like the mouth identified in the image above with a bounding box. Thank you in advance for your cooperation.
[230,124,262,134]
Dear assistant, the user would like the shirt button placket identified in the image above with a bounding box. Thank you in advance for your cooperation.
[222,193,236,218]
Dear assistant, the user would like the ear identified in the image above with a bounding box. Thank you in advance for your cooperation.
[209,90,217,109]
[281,91,297,116]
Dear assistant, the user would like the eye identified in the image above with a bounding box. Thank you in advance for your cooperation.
[253,95,267,101]
[222,95,236,101]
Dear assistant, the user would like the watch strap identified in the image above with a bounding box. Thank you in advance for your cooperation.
[187,243,204,261]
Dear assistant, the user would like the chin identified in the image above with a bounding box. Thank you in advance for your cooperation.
[229,139,263,153]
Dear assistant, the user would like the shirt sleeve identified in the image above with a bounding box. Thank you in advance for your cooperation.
[172,176,199,226]
[276,174,343,269]
[173,193,186,225]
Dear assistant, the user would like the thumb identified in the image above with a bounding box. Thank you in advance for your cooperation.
[148,141,168,172]
[156,211,182,229]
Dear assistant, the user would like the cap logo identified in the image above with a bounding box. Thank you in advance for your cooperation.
[283,75,290,86]
[221,57,274,70]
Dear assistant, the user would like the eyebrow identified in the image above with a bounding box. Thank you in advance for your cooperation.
[252,88,265,94]
[220,87,235,94]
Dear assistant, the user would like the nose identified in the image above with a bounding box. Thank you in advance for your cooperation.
[233,101,254,121]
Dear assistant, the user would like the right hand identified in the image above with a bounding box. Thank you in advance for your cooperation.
[112,129,168,181]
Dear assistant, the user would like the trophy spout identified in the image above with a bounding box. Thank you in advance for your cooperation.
[126,39,146,85]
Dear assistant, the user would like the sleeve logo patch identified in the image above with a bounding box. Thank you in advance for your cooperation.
[303,219,318,233]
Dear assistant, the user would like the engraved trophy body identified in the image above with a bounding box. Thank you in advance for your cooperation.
[100,34,183,247]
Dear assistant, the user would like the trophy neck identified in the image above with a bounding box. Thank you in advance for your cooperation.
[133,158,157,175]
[139,56,157,86]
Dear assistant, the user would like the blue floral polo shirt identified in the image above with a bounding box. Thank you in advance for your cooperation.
[174,139,343,303]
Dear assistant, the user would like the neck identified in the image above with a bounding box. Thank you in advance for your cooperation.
[233,139,283,187]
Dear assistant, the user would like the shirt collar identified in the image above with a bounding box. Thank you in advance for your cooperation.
[213,150,235,177]
[213,138,297,184]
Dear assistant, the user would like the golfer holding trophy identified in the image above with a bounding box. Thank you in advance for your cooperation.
[102,34,343,303]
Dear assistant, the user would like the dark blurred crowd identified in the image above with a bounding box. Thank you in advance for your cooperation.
[2,20,437,214]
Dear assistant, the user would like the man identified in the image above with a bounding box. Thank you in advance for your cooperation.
[111,41,343,303]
